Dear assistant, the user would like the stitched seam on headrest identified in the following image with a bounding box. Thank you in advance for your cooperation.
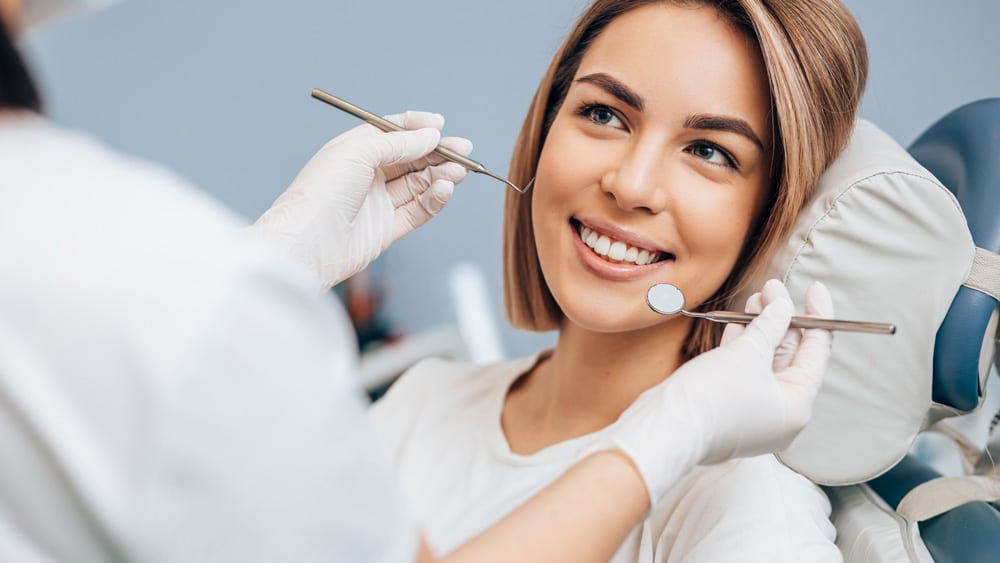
[964,247,1000,301]
[783,171,955,283]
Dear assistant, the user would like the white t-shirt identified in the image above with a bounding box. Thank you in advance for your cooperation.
[0,114,414,562]
[371,354,843,562]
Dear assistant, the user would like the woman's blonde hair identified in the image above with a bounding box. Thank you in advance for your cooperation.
[502,0,867,359]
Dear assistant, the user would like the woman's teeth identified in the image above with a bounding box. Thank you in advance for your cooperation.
[579,225,662,266]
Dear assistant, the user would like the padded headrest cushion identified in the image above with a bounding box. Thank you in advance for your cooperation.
[743,119,976,485]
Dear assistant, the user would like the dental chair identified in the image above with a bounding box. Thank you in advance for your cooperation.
[745,99,1000,562]
[862,99,1000,563]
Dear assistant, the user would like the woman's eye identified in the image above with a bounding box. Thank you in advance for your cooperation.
[690,142,737,168]
[580,104,624,128]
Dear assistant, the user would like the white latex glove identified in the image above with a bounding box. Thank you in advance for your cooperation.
[251,111,472,290]
[591,279,834,502]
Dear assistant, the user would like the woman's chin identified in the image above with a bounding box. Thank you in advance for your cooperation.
[559,304,675,336]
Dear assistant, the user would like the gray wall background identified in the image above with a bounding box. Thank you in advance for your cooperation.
[20,0,1000,359]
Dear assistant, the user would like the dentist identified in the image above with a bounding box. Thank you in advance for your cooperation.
[3,2,469,562]
[0,1,835,562]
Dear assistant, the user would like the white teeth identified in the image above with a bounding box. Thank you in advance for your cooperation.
[594,235,611,255]
[577,223,662,266]
[608,241,627,261]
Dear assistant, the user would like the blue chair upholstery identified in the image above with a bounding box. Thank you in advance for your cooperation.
[866,98,1000,561]
[868,455,1000,563]
[908,99,1000,410]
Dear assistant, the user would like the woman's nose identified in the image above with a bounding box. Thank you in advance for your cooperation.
[600,141,670,214]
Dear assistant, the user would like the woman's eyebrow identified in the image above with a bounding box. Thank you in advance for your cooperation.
[684,113,766,153]
[575,73,644,112]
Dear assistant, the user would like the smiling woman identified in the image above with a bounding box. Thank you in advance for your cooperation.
[507,0,867,359]
[371,1,868,561]
[530,4,773,354]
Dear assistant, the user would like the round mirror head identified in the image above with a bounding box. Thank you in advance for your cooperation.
[646,283,685,315]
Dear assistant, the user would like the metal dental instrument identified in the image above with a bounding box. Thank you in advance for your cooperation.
[310,89,532,193]
[646,283,896,335]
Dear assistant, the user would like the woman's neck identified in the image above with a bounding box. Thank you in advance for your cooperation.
[503,317,692,455]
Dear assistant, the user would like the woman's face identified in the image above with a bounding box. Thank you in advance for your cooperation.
[532,2,773,335]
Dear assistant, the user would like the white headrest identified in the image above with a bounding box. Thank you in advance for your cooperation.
[744,119,976,485]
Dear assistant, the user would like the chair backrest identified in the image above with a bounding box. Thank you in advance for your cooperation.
[908,99,1000,411]
[818,100,1000,562]
[862,98,1000,563]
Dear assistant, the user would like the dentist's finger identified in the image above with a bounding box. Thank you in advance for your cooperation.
[788,282,834,379]
[390,179,455,244]
[387,162,467,208]
[383,136,474,182]
[720,291,762,345]
[727,280,793,361]
[323,111,446,149]
[343,127,442,171]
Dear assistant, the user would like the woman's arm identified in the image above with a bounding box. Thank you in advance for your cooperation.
[419,450,649,563]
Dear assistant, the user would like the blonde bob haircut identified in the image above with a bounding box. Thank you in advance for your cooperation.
[503,0,868,359]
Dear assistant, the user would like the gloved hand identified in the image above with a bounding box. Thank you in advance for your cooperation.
[251,111,472,290]
[590,279,834,502]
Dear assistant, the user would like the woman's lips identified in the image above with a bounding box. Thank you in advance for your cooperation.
[578,223,662,265]
[575,217,667,255]
[571,219,674,281]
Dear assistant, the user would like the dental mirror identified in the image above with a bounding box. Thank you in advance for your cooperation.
[646,283,896,335]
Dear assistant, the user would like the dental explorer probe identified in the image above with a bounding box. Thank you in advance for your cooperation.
[646,283,896,335]
[310,89,532,193]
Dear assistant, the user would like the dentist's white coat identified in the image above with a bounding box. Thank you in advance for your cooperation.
[0,114,415,562]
